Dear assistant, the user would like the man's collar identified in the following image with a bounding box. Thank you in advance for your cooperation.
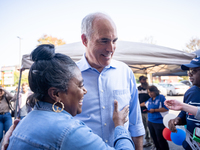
[77,53,117,72]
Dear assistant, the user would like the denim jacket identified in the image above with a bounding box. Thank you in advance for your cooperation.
[7,101,134,150]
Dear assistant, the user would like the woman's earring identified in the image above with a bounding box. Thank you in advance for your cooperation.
[52,100,64,112]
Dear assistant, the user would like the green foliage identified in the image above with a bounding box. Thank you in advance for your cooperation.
[134,73,147,84]
[37,34,66,46]
[180,76,189,81]
[14,70,29,86]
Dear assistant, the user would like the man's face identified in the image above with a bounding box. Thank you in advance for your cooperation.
[22,84,28,93]
[188,67,200,87]
[84,17,118,72]
[140,78,147,84]
[0,89,4,97]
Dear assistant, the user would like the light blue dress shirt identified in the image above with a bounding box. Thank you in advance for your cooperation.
[7,101,135,150]
[75,54,145,146]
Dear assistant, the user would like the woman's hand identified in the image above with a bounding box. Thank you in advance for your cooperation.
[148,109,155,113]
[164,99,183,111]
[113,100,129,127]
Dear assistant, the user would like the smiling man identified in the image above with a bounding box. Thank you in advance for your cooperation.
[168,57,200,150]
[75,12,145,150]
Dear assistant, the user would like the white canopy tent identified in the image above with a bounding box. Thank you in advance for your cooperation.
[21,41,196,75]
[14,41,196,119]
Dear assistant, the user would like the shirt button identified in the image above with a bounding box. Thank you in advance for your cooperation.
[104,123,107,126]
[105,140,108,143]
[102,106,105,109]
[101,90,104,92]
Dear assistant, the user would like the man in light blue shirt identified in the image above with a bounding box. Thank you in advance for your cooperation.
[75,12,145,150]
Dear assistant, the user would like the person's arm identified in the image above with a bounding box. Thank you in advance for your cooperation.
[131,136,143,150]
[195,107,200,120]
[165,99,198,115]
[129,74,144,150]
[3,89,13,100]
[140,102,145,107]
[168,117,184,132]
[149,107,168,113]
[61,101,134,150]
[10,94,17,102]
[1,119,20,150]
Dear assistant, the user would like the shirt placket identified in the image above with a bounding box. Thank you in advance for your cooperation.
[98,72,110,144]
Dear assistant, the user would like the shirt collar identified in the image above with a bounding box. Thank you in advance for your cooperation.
[77,53,117,72]
[34,101,72,117]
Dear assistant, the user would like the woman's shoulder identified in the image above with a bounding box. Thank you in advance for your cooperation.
[158,94,165,98]
[14,111,85,138]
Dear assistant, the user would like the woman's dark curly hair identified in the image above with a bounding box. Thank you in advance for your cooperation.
[148,85,160,96]
[27,44,77,107]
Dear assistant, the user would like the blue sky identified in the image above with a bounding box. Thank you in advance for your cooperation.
[0,0,200,67]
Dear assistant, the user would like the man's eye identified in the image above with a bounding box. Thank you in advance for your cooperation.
[79,84,84,87]
[100,40,108,43]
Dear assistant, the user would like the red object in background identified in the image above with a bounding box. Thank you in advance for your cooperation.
[188,113,193,116]
[162,127,172,141]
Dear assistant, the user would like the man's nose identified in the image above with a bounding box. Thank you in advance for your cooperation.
[106,42,116,52]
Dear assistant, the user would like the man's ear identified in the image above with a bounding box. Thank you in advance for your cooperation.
[81,34,88,47]
[48,87,59,101]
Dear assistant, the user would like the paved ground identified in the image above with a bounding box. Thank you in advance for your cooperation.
[144,95,185,150]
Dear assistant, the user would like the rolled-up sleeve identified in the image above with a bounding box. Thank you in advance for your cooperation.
[62,121,135,150]
[195,107,200,120]
[128,74,145,137]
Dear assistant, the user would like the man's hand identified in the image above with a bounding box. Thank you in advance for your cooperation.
[1,119,20,150]
[168,117,182,133]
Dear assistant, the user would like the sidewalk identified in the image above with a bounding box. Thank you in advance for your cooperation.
[143,140,184,150]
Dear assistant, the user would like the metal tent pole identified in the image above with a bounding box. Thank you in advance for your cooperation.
[14,68,23,119]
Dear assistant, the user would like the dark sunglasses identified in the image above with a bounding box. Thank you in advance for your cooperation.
[187,68,200,75]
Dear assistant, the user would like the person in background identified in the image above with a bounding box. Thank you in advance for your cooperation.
[11,83,32,119]
[165,99,200,147]
[141,85,169,150]
[165,99,200,120]
[4,44,134,150]
[0,86,13,142]
[168,57,200,150]
[137,76,152,147]
[75,12,144,149]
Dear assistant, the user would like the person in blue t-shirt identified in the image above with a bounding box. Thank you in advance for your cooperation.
[168,57,200,150]
[141,85,169,150]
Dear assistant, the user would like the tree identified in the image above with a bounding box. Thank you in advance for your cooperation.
[37,34,66,46]
[14,70,29,86]
[184,37,200,53]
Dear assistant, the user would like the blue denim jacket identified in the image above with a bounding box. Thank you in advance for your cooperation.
[7,101,134,150]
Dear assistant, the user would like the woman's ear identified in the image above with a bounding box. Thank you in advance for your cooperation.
[48,87,59,102]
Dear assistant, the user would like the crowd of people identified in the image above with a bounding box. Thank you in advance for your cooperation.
[0,12,200,150]
[0,82,32,143]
